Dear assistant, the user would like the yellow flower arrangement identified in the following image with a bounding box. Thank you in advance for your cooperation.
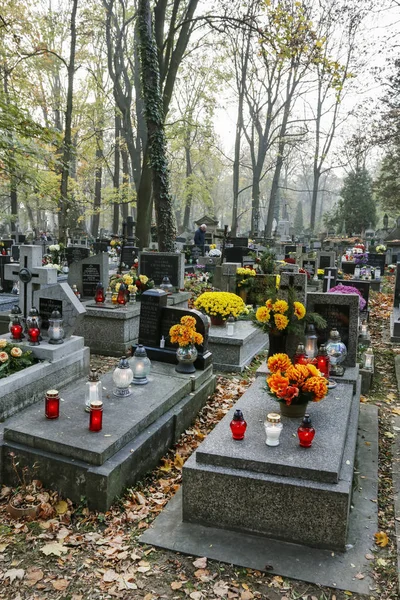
[254,297,306,334]
[0,340,36,378]
[236,267,257,290]
[139,274,149,284]
[194,292,247,320]
[169,315,204,347]
[0,339,7,349]
[266,353,328,406]
[10,347,22,358]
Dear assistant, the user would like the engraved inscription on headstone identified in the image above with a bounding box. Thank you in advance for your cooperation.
[39,298,63,329]
[139,252,184,288]
[303,260,316,276]
[313,303,350,348]
[82,264,101,297]
[65,246,90,265]
[138,289,169,347]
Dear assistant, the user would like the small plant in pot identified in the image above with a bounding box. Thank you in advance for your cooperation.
[4,452,47,519]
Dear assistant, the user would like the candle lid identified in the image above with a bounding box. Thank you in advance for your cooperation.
[266,412,281,423]
[90,400,103,410]
[46,389,59,397]
[88,369,100,382]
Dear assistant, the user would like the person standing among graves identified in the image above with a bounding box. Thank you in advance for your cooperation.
[194,223,207,247]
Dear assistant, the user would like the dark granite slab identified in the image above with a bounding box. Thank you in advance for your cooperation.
[195,376,353,484]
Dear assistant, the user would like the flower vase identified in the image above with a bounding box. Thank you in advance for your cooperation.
[210,315,226,327]
[239,289,247,303]
[176,344,198,374]
[268,329,287,357]
[279,401,308,418]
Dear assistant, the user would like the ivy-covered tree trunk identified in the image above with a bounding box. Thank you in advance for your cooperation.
[112,113,121,235]
[138,0,176,252]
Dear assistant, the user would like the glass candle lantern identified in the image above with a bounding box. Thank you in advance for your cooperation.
[89,400,103,431]
[113,356,133,397]
[364,347,374,370]
[365,266,371,279]
[8,304,22,334]
[297,414,315,447]
[62,261,69,274]
[129,291,137,304]
[230,409,247,440]
[354,265,360,279]
[316,344,330,378]
[85,369,102,411]
[48,310,64,344]
[305,324,318,360]
[160,276,173,294]
[105,287,112,303]
[359,320,368,338]
[132,345,151,385]
[28,317,40,345]
[45,389,60,419]
[264,412,283,446]
[227,315,235,337]
[325,328,347,376]
[94,282,105,304]
[10,316,23,341]
[375,267,381,280]
[117,283,128,305]
[112,292,118,304]
[294,343,308,365]
[26,307,42,332]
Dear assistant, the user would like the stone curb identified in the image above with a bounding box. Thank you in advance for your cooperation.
[392,355,400,596]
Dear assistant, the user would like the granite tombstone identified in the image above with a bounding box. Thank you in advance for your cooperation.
[65,246,90,266]
[34,282,86,337]
[68,253,109,299]
[139,251,184,289]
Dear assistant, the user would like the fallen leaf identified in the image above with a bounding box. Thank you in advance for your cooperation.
[365,553,374,560]
[4,569,25,583]
[103,570,119,582]
[52,579,70,591]
[174,453,184,469]
[0,543,8,552]
[137,566,151,573]
[194,568,209,580]
[374,531,389,547]
[25,568,44,587]
[40,542,68,556]
[171,581,183,590]
[193,557,207,569]
[143,594,154,600]
[354,573,364,580]
[189,592,202,600]
[241,591,254,600]
[392,408,400,415]
[55,500,68,515]
[214,580,229,597]
[384,432,395,438]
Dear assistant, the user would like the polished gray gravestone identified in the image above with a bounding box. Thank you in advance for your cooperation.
[68,253,109,299]
[33,281,86,338]
[139,251,184,290]
[0,360,216,510]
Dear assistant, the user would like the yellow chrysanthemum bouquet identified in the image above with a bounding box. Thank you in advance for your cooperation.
[255,297,306,334]
[236,267,257,291]
[194,291,247,321]
[169,316,204,347]
[266,353,328,406]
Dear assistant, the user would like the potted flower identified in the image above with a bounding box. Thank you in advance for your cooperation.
[0,340,37,379]
[169,315,204,373]
[194,291,248,326]
[236,267,256,301]
[266,353,328,417]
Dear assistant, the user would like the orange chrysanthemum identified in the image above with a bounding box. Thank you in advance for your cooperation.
[267,353,291,374]
[302,376,328,401]
[265,299,273,310]
[180,315,196,328]
[306,363,321,378]
[274,313,289,330]
[286,364,310,385]
[293,301,306,320]
[267,373,289,396]
[256,306,270,323]
[272,299,289,314]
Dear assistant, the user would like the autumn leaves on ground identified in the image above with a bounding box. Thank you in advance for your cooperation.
[0,281,399,600]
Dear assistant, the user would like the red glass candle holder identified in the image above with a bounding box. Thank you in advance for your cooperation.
[28,326,40,345]
[45,390,60,419]
[297,414,315,448]
[316,354,330,378]
[230,409,247,440]
[89,401,103,432]
[95,283,105,304]
[117,284,128,305]
[10,323,23,340]
[293,344,308,365]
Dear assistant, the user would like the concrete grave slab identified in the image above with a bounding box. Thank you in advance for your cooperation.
[208,321,268,372]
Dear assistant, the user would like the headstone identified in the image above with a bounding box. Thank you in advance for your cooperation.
[323,267,337,293]
[120,216,137,268]
[219,262,241,293]
[1,239,13,249]
[33,282,86,337]
[11,245,20,262]
[137,290,212,369]
[11,233,25,244]
[367,253,386,273]
[93,240,110,254]
[284,244,296,258]
[65,246,90,266]
[318,252,336,269]
[0,255,12,293]
[224,246,248,264]
[120,246,139,268]
[341,261,356,275]
[227,237,249,247]
[341,280,370,312]
[4,245,58,318]
[306,291,360,366]
[68,253,109,299]
[139,252,184,289]
[278,263,299,274]
[395,264,400,308]
[301,258,317,277]
[312,241,322,249]
[279,272,307,305]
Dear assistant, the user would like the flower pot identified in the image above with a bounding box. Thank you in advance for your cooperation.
[268,330,288,357]
[238,289,247,303]
[210,315,226,327]
[7,500,40,519]
[279,401,308,418]
[175,344,198,374]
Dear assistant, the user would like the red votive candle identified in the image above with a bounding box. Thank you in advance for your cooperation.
[230,409,247,440]
[89,400,103,432]
[297,414,315,448]
[28,326,40,345]
[95,283,105,303]
[10,323,23,340]
[316,344,330,378]
[45,389,60,419]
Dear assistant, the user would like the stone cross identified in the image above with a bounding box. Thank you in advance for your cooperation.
[323,267,337,293]
[279,272,307,304]
[5,245,58,318]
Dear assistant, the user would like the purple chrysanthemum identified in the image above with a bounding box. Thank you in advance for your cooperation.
[328,284,366,311]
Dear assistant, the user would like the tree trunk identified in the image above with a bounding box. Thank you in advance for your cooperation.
[138,0,176,252]
[92,127,103,238]
[112,113,121,234]
[121,146,130,223]
[59,0,78,244]
[182,133,193,231]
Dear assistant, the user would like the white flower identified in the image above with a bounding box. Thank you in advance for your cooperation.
[49,244,60,252]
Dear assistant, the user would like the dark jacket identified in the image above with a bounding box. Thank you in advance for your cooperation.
[194,228,205,246]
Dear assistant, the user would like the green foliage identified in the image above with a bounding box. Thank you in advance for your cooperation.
[374,150,400,213]
[0,341,38,379]
[340,167,376,235]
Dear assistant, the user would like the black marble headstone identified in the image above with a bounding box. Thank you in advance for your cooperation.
[82,263,101,297]
[139,252,183,288]
[341,280,370,311]
[227,237,249,247]
[11,245,20,262]
[93,241,109,254]
[224,246,248,264]
[39,297,63,329]
[323,267,337,293]
[319,255,332,269]
[367,253,386,272]
[394,264,400,307]
[65,246,90,265]
[138,289,169,347]
[341,261,356,275]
